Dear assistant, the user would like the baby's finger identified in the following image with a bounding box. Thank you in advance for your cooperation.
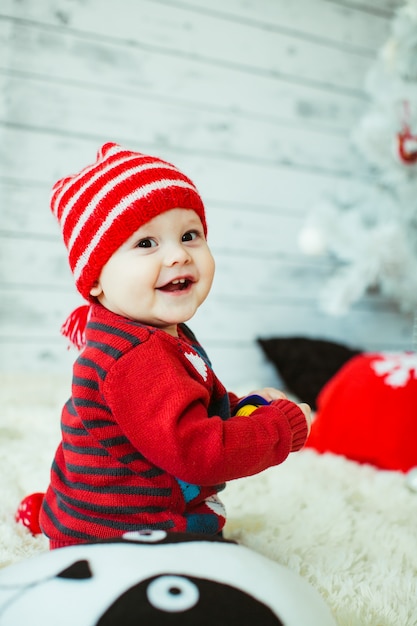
[298,402,312,433]
[262,387,288,401]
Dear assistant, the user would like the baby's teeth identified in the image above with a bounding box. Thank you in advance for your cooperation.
[172,279,186,284]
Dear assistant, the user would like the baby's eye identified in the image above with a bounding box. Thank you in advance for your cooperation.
[136,238,157,248]
[182,231,198,242]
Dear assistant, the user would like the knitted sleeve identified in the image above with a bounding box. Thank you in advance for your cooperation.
[103,340,308,486]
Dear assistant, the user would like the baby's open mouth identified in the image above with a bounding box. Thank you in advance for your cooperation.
[158,278,192,292]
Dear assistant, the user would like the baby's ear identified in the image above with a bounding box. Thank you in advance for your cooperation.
[89,281,102,297]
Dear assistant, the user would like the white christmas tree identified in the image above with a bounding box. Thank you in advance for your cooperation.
[299,0,417,315]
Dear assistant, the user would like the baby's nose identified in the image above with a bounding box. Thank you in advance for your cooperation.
[164,242,191,265]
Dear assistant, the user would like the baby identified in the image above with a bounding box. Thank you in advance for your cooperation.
[39,143,311,548]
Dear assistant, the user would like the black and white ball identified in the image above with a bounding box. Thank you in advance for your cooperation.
[0,531,336,625]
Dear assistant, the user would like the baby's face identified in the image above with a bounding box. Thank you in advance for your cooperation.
[90,208,215,336]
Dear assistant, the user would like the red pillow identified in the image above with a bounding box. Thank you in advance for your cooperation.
[305,352,417,472]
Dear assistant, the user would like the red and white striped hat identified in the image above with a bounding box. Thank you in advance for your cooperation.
[51,142,207,301]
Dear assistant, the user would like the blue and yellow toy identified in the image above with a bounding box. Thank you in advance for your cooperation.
[234,394,270,416]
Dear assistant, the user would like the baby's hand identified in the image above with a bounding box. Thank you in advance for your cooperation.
[238,388,312,436]
[253,389,312,434]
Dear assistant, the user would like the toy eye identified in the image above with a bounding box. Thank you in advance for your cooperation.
[146,575,199,613]
[122,530,167,543]
[57,560,93,580]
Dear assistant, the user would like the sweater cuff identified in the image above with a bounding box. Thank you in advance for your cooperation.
[274,399,309,452]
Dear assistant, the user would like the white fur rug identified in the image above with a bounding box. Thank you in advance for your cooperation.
[2,374,417,626]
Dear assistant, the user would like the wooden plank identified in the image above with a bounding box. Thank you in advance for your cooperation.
[158,0,395,51]
[1,0,387,51]
[211,257,337,300]
[0,20,371,117]
[0,236,71,287]
[0,181,53,236]
[0,287,81,337]
[208,207,326,256]
[179,149,374,211]
[330,0,403,15]
[1,3,372,93]
[0,74,365,178]
[0,28,370,134]
[0,69,368,138]
[2,0,399,55]
[0,339,80,375]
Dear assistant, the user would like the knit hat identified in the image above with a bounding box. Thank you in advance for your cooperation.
[305,352,417,472]
[51,142,207,301]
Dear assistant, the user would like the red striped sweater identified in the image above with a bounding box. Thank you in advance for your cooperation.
[40,304,308,547]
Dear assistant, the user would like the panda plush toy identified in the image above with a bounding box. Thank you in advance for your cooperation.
[0,531,336,625]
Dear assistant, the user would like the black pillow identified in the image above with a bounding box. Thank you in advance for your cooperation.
[257,337,361,410]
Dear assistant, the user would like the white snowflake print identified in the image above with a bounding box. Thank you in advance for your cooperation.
[184,351,208,381]
[205,495,226,518]
[371,352,417,388]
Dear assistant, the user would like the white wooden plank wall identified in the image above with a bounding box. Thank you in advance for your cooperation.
[0,0,410,389]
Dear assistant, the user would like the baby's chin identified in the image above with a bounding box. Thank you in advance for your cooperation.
[156,317,193,334]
